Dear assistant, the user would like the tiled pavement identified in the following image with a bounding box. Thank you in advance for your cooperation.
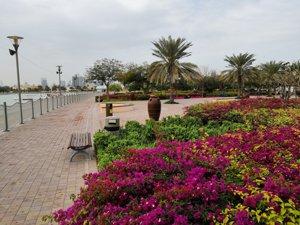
[0,97,100,225]
[0,96,226,225]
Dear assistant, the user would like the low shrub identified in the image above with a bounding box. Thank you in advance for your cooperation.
[94,120,156,168]
[95,105,300,169]
[185,98,300,122]
[155,116,202,141]
[53,126,300,225]
[204,120,251,136]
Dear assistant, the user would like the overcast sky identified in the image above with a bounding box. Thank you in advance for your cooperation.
[0,0,299,86]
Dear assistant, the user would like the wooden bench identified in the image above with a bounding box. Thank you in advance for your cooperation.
[68,133,92,162]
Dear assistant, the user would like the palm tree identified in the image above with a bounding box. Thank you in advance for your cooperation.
[290,61,300,97]
[222,53,255,98]
[149,36,200,103]
[259,61,287,96]
[278,61,300,99]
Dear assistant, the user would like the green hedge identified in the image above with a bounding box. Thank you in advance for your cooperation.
[94,100,300,169]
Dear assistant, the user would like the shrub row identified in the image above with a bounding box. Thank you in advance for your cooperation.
[94,104,299,169]
[100,90,238,101]
[185,98,300,123]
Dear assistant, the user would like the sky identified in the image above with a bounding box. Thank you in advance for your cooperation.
[0,0,299,86]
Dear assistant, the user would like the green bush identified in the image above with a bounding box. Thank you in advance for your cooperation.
[108,83,123,92]
[155,116,202,141]
[225,110,245,123]
[94,106,299,169]
[94,120,156,168]
[204,120,251,136]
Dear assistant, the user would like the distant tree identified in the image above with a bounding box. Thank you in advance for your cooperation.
[277,61,300,99]
[108,83,123,92]
[45,85,51,91]
[259,61,287,96]
[149,36,201,103]
[290,61,300,97]
[0,86,11,93]
[118,63,151,93]
[52,85,58,91]
[86,58,123,99]
[37,85,43,92]
[223,53,256,98]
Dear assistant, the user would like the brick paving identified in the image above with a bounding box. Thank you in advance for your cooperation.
[0,96,228,225]
[0,97,100,225]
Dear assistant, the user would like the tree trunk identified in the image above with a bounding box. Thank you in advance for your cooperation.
[237,74,242,98]
[169,83,175,103]
[106,83,110,100]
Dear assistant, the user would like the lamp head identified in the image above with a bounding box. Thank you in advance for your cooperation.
[7,35,23,46]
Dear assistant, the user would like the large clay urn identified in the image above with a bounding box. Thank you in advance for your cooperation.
[148,95,161,121]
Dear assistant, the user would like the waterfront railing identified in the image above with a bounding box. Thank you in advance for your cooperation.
[0,92,95,132]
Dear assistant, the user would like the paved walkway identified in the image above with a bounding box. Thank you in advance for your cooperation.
[0,96,225,225]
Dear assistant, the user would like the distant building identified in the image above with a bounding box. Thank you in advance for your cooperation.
[72,75,85,88]
[41,78,48,89]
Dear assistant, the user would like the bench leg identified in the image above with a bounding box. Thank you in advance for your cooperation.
[70,150,91,162]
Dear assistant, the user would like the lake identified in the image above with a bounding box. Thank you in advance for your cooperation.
[0,93,48,106]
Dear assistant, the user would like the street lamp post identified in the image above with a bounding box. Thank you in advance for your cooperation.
[56,65,62,95]
[7,35,24,124]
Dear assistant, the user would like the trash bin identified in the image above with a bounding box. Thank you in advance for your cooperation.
[104,116,120,131]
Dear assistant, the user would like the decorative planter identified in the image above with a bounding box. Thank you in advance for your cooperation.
[148,95,161,121]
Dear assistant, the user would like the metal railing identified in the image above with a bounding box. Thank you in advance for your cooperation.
[0,92,95,132]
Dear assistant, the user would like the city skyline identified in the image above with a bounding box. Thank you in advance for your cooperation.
[1,0,300,86]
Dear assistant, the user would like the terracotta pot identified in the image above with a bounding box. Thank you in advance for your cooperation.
[148,95,161,121]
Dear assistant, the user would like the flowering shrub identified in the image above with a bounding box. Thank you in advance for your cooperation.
[54,126,300,224]
[185,98,300,123]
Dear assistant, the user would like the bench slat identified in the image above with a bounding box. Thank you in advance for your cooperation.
[68,132,92,149]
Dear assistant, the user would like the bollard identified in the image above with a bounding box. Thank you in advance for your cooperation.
[56,96,59,108]
[106,103,113,117]
[52,96,54,110]
[46,98,49,112]
[3,102,9,132]
[31,99,35,119]
[40,98,43,115]
[64,96,65,105]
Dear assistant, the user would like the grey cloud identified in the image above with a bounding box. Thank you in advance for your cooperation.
[0,0,299,85]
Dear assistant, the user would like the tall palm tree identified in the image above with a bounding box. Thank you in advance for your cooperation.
[222,53,255,98]
[279,61,300,99]
[149,36,200,103]
[290,61,300,97]
[259,61,287,96]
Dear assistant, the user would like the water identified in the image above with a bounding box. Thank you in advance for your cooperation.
[0,93,48,106]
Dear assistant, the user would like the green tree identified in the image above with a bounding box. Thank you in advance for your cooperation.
[45,85,51,91]
[0,86,11,93]
[86,58,123,100]
[149,36,200,103]
[259,61,287,96]
[223,53,256,98]
[277,61,300,99]
[118,63,151,93]
[290,61,300,97]
[52,84,58,91]
[108,83,123,92]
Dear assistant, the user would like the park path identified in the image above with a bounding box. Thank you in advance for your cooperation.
[0,97,100,225]
[0,96,225,225]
